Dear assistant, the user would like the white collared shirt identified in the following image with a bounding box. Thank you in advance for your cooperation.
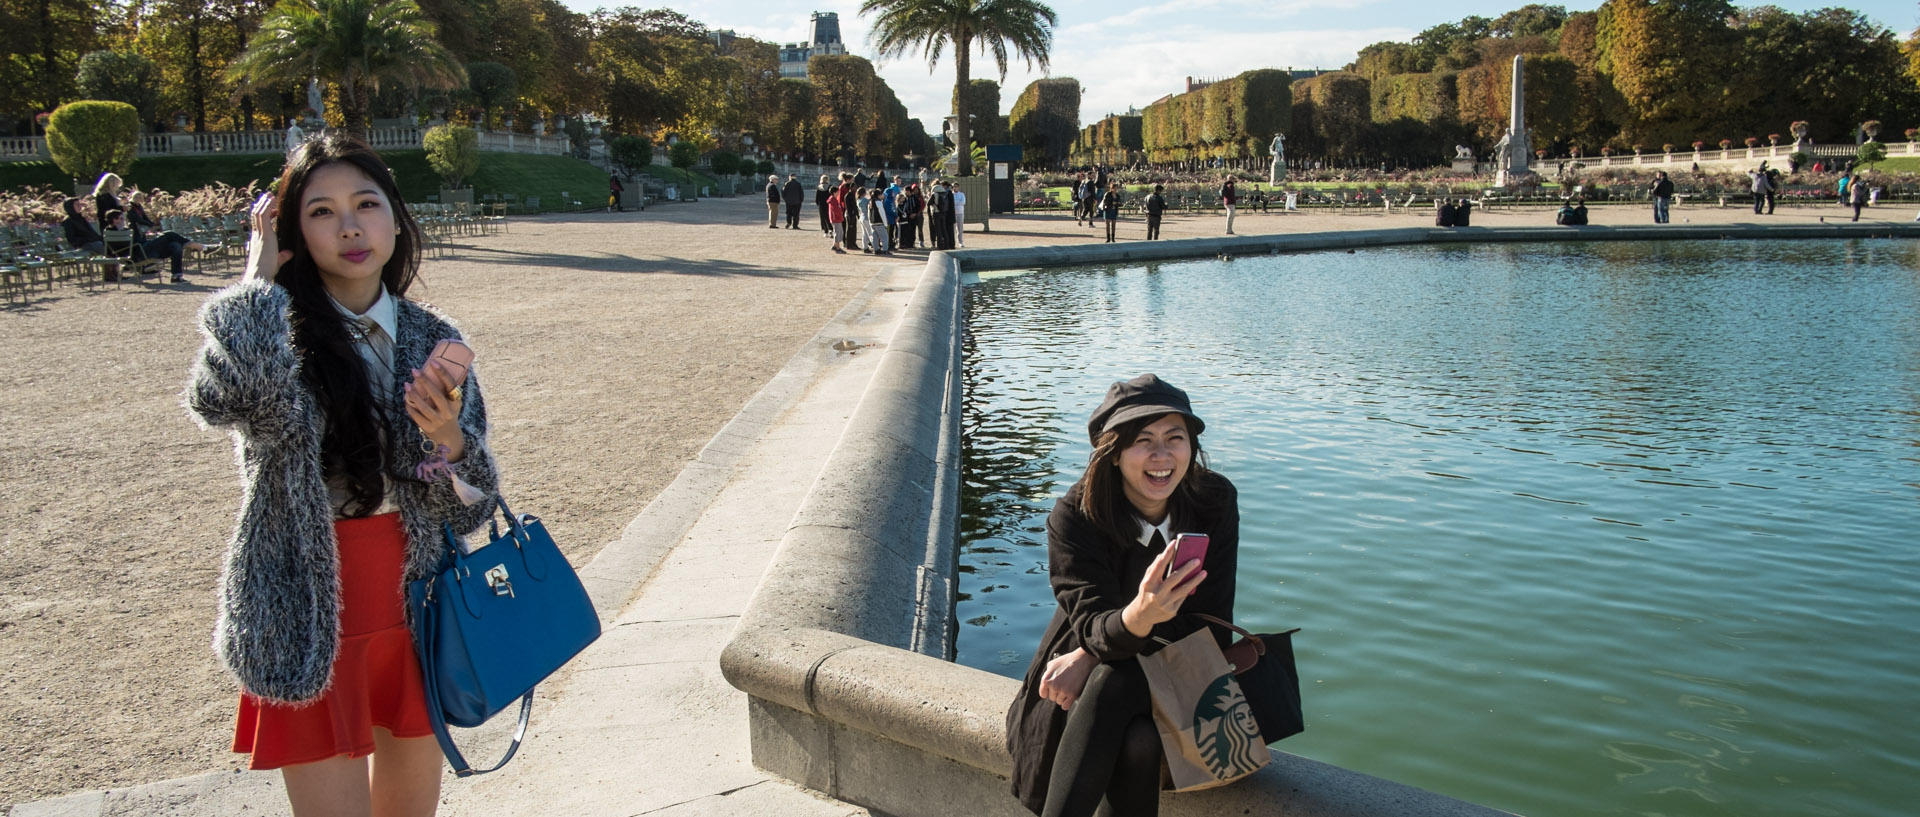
[1135,515,1174,548]
[327,287,401,516]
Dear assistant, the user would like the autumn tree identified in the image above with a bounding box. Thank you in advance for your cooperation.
[0,0,103,119]
[74,50,162,128]
[225,0,466,133]
[1595,0,1751,146]
[1733,7,1920,142]
[808,54,879,162]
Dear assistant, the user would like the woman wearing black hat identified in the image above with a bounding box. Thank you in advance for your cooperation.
[1005,374,1240,817]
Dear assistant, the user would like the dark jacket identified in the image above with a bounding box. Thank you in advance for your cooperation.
[1651,178,1675,199]
[1006,478,1239,815]
[127,203,158,240]
[766,182,782,203]
[1220,180,1237,205]
[782,179,804,207]
[62,213,103,249]
[1144,193,1165,217]
[95,192,121,233]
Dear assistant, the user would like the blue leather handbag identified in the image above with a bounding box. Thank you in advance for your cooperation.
[407,496,601,776]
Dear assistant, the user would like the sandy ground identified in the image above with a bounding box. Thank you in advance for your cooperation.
[1,192,1909,809]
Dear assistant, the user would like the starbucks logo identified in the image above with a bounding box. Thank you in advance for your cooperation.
[1193,674,1266,778]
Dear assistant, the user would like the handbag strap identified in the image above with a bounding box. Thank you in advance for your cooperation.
[413,585,536,777]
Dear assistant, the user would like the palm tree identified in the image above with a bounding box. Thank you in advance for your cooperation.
[861,0,1056,176]
[225,0,466,134]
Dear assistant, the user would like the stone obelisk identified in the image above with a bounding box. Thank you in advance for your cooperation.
[1497,54,1531,187]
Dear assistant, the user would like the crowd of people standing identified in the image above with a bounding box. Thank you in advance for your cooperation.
[806,168,964,254]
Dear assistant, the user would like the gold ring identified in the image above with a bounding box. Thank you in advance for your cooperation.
[448,386,463,401]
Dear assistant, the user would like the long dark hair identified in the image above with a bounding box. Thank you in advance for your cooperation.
[1075,411,1228,545]
[272,132,425,517]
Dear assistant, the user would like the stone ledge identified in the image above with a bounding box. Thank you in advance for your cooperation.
[720,251,1520,816]
[944,222,1920,271]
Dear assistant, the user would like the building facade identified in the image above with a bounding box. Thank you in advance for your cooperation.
[779,12,849,80]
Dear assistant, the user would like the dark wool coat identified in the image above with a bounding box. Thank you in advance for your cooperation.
[186,279,501,704]
[1005,478,1239,815]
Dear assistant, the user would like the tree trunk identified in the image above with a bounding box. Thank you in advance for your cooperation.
[953,33,972,177]
[342,80,368,135]
[37,0,58,113]
[189,14,206,132]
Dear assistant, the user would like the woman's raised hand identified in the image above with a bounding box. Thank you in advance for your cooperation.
[1121,540,1207,638]
[243,192,293,284]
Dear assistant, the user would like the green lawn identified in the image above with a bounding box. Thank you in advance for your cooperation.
[0,150,706,215]
[1867,156,1920,172]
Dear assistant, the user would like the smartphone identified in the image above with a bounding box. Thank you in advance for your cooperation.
[1164,533,1210,594]
[427,338,474,385]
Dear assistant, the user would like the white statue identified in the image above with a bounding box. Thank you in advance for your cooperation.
[285,121,305,154]
[1268,133,1286,183]
[307,78,324,120]
[1494,132,1511,168]
[1455,144,1474,160]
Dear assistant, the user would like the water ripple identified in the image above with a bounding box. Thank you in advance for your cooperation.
[958,240,1920,817]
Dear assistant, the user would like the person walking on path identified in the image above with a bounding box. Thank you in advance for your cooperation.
[1764,165,1780,214]
[1220,176,1239,234]
[1747,165,1772,215]
[1649,171,1674,224]
[608,173,626,212]
[815,175,833,235]
[1848,172,1869,221]
[185,132,503,817]
[1143,185,1166,240]
[1100,184,1122,243]
[765,175,782,228]
[782,175,804,229]
[1082,176,1100,230]
[827,180,850,252]
[1072,172,1090,225]
[1004,374,1241,817]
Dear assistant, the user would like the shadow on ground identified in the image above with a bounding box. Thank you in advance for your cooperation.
[437,245,822,278]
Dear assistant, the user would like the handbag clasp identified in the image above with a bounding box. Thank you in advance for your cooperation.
[485,565,514,598]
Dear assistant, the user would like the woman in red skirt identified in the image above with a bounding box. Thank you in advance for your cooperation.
[189,132,502,817]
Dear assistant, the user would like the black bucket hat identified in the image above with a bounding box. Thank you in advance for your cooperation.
[1087,374,1205,445]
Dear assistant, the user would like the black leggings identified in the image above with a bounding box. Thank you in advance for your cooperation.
[1043,661,1162,817]
[138,231,193,277]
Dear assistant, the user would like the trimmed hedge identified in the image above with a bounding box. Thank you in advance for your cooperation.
[1138,69,1292,163]
[46,101,142,184]
[1010,78,1082,167]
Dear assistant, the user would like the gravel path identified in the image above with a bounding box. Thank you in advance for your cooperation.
[1,192,1900,808]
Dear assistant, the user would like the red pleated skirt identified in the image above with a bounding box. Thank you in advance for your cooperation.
[232,512,433,770]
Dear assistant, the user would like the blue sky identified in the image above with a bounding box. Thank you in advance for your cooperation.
[559,1,1918,130]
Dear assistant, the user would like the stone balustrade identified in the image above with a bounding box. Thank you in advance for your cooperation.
[1547,141,1914,170]
[0,126,576,163]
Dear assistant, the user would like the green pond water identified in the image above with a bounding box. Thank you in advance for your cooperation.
[956,239,1919,817]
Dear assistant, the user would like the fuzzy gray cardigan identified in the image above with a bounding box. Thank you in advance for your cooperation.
[186,279,500,704]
